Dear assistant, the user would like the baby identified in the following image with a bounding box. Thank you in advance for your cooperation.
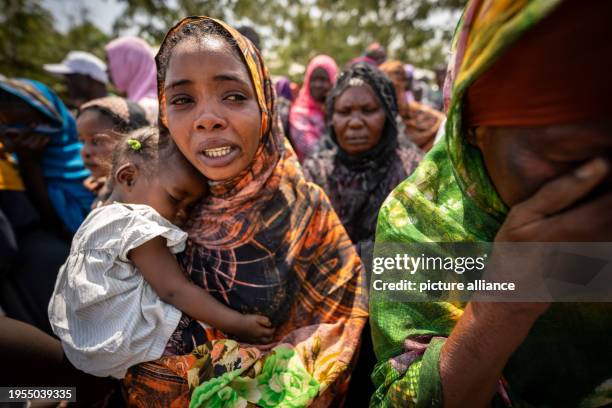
[49,127,274,379]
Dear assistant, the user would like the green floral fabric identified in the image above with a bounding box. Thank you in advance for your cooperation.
[190,345,319,408]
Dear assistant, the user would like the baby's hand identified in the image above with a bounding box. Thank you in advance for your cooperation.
[232,314,275,344]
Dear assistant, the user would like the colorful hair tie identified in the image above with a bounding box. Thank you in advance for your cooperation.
[127,139,141,151]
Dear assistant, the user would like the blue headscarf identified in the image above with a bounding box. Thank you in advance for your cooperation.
[0,78,93,232]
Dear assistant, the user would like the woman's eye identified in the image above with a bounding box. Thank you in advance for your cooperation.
[225,93,246,102]
[170,96,192,106]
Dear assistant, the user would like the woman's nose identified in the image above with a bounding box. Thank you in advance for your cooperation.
[194,106,228,131]
[348,115,364,128]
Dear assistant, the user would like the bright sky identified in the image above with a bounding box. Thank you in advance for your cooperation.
[42,0,126,34]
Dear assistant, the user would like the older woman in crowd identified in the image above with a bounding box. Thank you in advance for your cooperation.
[380,59,444,152]
[301,62,421,404]
[122,17,367,407]
[288,54,338,162]
[371,0,612,406]
[105,36,159,123]
[302,63,422,246]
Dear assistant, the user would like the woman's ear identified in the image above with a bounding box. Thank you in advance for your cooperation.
[114,163,138,190]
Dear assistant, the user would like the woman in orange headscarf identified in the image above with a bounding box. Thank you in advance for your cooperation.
[122,16,367,407]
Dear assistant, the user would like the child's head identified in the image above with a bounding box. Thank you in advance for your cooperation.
[110,126,207,224]
[77,96,149,178]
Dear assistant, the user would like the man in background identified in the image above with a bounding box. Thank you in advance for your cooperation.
[44,51,108,109]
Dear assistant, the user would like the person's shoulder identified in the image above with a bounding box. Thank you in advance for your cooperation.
[301,149,335,183]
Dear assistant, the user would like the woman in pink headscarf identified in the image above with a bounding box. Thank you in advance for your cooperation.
[105,37,158,123]
[288,55,338,162]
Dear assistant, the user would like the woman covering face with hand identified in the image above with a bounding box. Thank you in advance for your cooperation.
[371,1,612,407]
[302,63,422,245]
[123,17,367,407]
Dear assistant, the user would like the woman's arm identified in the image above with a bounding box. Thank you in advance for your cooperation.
[440,157,610,407]
[439,303,542,408]
[129,237,274,343]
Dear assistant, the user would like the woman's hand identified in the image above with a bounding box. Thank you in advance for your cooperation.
[496,157,610,242]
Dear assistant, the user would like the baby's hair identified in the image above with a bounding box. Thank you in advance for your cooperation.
[111,126,177,178]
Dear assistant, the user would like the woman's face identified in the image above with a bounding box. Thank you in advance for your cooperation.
[474,121,612,207]
[77,109,122,178]
[332,84,386,155]
[309,67,332,103]
[164,37,261,181]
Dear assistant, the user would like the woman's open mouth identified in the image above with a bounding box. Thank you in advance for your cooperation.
[198,145,241,167]
[204,146,233,158]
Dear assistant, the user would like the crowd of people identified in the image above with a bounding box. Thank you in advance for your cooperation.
[0,0,611,407]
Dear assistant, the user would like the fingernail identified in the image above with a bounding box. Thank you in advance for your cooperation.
[575,158,607,179]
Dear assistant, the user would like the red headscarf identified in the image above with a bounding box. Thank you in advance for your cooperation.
[464,0,612,127]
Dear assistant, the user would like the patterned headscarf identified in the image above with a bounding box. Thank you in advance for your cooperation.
[302,63,422,244]
[130,16,367,407]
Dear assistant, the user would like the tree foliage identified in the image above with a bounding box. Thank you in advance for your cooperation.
[114,0,465,79]
[1,0,464,87]
[0,0,110,91]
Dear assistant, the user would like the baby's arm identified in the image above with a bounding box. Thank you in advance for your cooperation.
[129,237,275,344]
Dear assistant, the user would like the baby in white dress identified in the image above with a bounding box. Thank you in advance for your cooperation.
[49,127,274,379]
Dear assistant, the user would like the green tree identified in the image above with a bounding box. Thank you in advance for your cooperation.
[61,8,111,60]
[0,0,110,93]
[0,0,64,83]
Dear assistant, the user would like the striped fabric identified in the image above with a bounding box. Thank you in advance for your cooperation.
[48,203,185,378]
